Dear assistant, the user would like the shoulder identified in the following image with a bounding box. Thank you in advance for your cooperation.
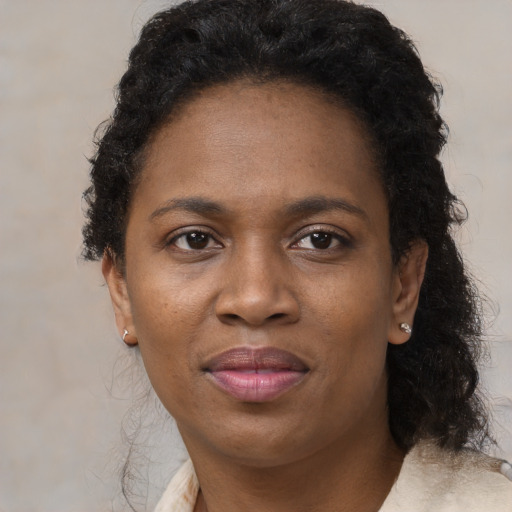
[380,442,512,512]
[154,459,198,512]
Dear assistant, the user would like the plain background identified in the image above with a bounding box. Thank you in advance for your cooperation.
[1,0,511,510]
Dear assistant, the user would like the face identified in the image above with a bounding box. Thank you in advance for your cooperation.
[104,81,426,467]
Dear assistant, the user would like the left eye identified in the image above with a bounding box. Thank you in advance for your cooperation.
[172,231,219,251]
[295,232,342,250]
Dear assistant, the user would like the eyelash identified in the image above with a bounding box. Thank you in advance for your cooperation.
[291,227,352,251]
[165,226,352,253]
[167,229,221,251]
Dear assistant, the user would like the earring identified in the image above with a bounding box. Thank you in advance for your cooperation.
[399,322,412,335]
[122,328,138,346]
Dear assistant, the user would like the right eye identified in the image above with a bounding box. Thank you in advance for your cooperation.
[169,231,220,251]
[294,231,341,250]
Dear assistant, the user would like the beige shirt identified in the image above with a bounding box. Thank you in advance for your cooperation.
[154,443,512,512]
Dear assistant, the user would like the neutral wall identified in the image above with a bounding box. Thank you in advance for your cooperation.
[1,1,511,510]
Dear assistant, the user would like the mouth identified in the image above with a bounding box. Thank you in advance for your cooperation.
[203,346,309,402]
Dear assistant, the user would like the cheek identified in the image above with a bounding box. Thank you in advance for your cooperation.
[306,261,393,384]
[129,264,212,341]
[305,256,394,335]
[125,270,214,401]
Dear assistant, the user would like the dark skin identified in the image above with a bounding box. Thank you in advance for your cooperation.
[103,80,428,512]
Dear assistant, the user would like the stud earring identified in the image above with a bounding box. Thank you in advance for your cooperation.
[122,328,138,346]
[399,322,412,335]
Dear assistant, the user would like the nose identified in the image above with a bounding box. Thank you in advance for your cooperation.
[214,244,300,327]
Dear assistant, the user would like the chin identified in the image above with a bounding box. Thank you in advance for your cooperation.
[178,406,347,469]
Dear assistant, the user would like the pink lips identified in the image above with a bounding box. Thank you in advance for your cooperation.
[204,347,309,402]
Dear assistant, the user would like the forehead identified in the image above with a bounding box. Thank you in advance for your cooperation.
[135,80,386,222]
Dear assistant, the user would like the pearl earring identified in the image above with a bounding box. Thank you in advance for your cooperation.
[399,322,412,335]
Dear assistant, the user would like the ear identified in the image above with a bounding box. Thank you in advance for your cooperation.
[388,240,428,345]
[102,252,138,346]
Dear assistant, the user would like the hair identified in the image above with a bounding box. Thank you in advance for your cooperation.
[83,0,489,458]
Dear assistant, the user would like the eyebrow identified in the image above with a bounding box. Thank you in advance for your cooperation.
[283,196,367,219]
[149,195,367,222]
[149,197,226,221]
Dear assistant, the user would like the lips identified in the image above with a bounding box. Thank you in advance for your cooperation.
[204,347,309,402]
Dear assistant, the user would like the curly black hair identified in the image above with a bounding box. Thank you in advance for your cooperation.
[83,0,489,452]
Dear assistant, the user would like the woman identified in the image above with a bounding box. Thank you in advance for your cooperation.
[82,0,512,510]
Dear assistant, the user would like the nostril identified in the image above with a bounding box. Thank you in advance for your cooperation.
[218,311,291,326]
[269,313,287,321]
[220,313,242,323]
[215,286,301,326]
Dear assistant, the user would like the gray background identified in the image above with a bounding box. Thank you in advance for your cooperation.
[1,0,511,510]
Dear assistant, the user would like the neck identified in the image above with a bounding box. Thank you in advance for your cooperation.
[185,412,404,512]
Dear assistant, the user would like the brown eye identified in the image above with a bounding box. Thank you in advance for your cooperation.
[187,232,209,249]
[295,232,340,250]
[173,231,217,250]
[310,232,333,249]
